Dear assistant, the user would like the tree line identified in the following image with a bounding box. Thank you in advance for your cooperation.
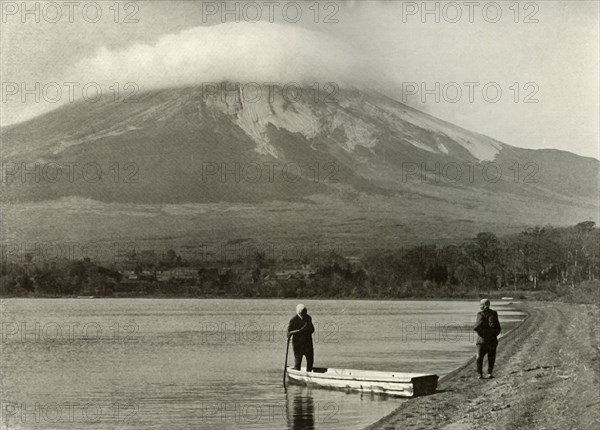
[1,221,598,302]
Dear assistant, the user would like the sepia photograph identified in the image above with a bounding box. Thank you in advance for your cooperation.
[0,1,598,429]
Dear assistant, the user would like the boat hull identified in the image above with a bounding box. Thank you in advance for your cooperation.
[286,367,438,397]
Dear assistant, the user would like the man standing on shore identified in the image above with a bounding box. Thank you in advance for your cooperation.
[288,304,315,372]
[473,298,501,379]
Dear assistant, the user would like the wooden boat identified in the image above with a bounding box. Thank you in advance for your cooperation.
[286,367,438,397]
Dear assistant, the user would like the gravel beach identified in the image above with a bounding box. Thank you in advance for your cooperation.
[367,302,600,430]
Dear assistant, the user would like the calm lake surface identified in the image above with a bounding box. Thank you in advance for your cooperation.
[1,299,525,429]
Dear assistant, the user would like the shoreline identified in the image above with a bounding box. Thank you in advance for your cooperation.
[0,295,523,301]
[365,301,600,429]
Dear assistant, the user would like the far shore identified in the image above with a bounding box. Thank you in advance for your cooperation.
[0,293,527,301]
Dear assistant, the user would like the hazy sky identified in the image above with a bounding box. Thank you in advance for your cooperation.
[1,0,598,159]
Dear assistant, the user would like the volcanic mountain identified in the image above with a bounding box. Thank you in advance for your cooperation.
[1,84,598,255]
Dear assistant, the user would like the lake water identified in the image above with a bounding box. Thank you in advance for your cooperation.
[0,299,525,429]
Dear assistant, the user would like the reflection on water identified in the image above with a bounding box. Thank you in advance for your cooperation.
[286,388,315,430]
[1,298,525,429]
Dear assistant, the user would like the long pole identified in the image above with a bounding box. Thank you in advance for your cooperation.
[283,334,291,387]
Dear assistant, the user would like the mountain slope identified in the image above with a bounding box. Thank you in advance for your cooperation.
[0,84,597,253]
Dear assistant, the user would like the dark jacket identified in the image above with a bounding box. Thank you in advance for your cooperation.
[287,314,314,352]
[474,308,501,345]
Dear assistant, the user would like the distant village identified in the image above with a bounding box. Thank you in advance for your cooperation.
[0,246,368,298]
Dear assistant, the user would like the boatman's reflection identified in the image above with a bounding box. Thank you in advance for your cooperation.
[287,304,315,371]
[286,390,315,430]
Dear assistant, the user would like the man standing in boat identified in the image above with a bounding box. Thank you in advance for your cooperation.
[473,298,501,379]
[288,304,315,372]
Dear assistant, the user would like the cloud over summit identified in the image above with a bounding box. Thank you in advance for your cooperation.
[70,22,364,91]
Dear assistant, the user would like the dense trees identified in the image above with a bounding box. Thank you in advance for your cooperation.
[364,221,599,300]
[1,222,598,301]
